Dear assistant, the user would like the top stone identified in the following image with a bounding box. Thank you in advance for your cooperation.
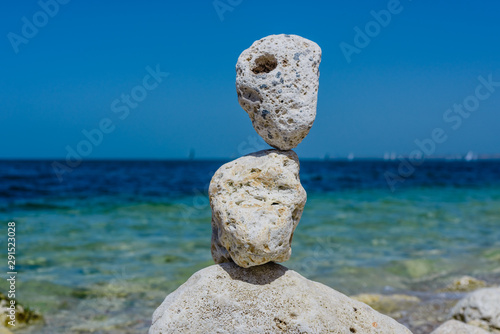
[236,34,321,150]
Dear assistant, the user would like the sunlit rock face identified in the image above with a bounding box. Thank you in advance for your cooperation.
[149,263,413,334]
[236,34,321,150]
[209,149,306,268]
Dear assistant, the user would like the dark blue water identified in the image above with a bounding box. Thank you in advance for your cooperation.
[3,159,500,206]
[1,159,499,333]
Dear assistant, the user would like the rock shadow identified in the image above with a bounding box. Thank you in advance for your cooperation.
[218,261,288,285]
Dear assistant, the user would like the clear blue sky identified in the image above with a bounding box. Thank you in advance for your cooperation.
[1,0,500,159]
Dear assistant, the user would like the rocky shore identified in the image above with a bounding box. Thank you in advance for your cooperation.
[2,270,498,333]
[349,275,500,334]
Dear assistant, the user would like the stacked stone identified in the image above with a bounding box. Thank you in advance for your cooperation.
[150,35,413,334]
[210,34,321,268]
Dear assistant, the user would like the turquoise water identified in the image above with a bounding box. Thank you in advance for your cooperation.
[1,160,499,333]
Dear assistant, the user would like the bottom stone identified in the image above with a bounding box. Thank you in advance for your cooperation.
[150,263,412,334]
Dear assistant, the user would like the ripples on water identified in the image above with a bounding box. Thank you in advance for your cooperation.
[0,160,499,333]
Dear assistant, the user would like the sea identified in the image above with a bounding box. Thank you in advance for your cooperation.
[1,159,499,333]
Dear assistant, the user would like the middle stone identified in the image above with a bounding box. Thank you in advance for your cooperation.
[209,149,307,268]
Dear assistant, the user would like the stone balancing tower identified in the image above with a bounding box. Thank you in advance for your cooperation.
[149,34,412,334]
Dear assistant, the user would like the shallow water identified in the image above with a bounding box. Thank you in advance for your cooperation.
[0,159,499,333]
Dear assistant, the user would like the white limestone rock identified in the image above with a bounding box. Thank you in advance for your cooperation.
[430,320,490,334]
[150,262,413,334]
[209,149,306,268]
[451,287,500,332]
[236,34,321,150]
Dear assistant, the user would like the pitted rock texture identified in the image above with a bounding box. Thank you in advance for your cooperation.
[236,34,321,150]
[150,263,413,334]
[209,149,306,268]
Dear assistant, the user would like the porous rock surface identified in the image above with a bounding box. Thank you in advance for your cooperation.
[430,320,490,334]
[209,149,306,268]
[451,287,500,331]
[149,262,412,334]
[236,34,321,150]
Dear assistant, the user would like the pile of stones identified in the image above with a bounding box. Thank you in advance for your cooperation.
[149,34,412,334]
[211,34,321,269]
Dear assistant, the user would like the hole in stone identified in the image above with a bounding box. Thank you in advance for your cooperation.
[238,86,262,103]
[350,328,356,333]
[252,54,278,74]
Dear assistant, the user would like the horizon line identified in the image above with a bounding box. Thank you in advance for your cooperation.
[2,155,500,162]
